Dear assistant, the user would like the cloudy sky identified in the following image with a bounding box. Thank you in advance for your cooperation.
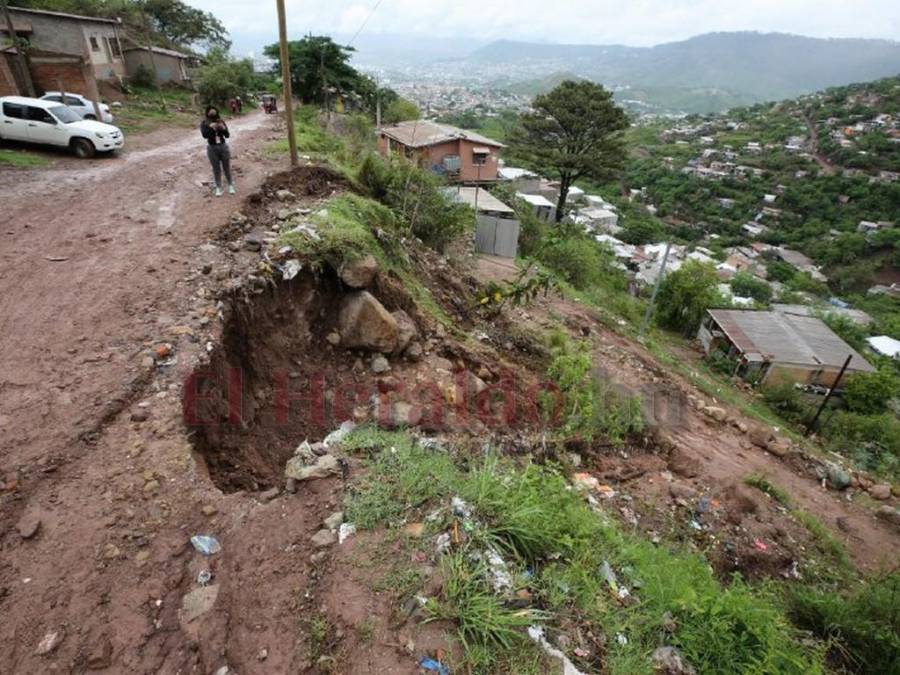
[186,0,900,55]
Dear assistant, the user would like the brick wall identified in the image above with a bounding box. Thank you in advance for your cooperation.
[28,57,91,97]
[0,55,19,96]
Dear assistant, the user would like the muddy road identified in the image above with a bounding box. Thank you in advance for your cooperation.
[0,112,301,672]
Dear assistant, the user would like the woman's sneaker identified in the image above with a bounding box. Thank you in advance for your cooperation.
[214,186,223,197]
[228,184,236,195]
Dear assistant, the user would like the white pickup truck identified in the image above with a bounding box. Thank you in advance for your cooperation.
[0,96,124,158]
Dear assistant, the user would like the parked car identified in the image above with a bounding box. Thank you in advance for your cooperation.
[40,91,115,123]
[0,96,124,158]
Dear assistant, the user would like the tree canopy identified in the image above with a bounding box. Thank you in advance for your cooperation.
[656,260,723,335]
[11,0,229,50]
[264,36,361,106]
[508,80,629,221]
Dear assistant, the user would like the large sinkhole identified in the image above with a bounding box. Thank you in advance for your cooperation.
[184,265,423,493]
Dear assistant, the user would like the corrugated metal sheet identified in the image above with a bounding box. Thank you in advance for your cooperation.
[707,309,874,372]
[379,120,504,149]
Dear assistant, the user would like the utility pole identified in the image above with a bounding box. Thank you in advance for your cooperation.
[275,0,298,167]
[639,241,672,337]
[1,0,35,96]
[805,354,853,436]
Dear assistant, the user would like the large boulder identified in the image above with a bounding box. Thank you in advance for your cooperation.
[337,291,398,353]
[339,254,378,288]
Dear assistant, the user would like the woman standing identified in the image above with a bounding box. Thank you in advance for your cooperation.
[200,106,235,196]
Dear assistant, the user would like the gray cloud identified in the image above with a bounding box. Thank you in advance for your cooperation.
[188,0,900,53]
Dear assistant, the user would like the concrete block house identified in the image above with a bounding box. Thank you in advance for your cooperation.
[377,120,503,183]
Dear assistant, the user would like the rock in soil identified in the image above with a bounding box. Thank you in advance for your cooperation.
[652,645,697,674]
[667,448,701,478]
[339,253,378,288]
[869,484,892,500]
[179,585,220,624]
[371,354,390,374]
[337,291,398,353]
[285,453,341,481]
[311,529,336,548]
[391,309,418,354]
[16,512,42,539]
[35,628,65,655]
[324,511,344,530]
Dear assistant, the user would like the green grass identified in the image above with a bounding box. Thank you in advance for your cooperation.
[343,428,826,674]
[113,86,199,135]
[0,148,50,167]
[744,472,793,507]
[787,572,900,674]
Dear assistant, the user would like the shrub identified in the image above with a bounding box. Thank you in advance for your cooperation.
[656,259,723,336]
[730,271,773,304]
[537,221,624,291]
[356,155,472,252]
[762,381,810,424]
[843,369,900,415]
[129,64,156,89]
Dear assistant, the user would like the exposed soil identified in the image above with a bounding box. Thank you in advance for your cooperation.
[474,256,900,577]
[1,111,897,675]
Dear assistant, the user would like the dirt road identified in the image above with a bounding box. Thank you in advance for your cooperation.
[0,112,313,672]
[803,111,837,176]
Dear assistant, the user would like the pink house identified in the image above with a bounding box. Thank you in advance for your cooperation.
[377,120,503,183]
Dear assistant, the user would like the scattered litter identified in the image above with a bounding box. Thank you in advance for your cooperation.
[616,633,628,645]
[451,497,472,520]
[572,473,599,492]
[281,259,302,280]
[753,538,769,552]
[527,625,587,675]
[418,657,450,675]
[323,420,355,448]
[600,561,619,592]
[696,496,711,513]
[434,532,451,554]
[44,256,69,262]
[573,647,589,658]
[483,548,512,592]
[689,520,702,531]
[338,522,356,544]
[783,561,801,580]
[597,484,616,499]
[197,569,213,585]
[190,535,221,556]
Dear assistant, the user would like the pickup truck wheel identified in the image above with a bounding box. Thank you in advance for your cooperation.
[71,138,96,159]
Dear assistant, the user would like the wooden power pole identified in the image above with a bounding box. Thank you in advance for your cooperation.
[1,0,35,96]
[275,0,298,167]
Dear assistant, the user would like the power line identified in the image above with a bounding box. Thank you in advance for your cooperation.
[347,0,383,47]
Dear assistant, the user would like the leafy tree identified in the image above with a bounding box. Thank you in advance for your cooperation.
[731,271,772,304]
[140,0,229,49]
[656,260,723,336]
[619,218,664,245]
[382,98,420,124]
[196,49,254,108]
[843,369,900,415]
[508,80,629,222]
[264,36,360,106]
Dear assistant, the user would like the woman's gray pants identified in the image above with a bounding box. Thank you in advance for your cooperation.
[207,143,232,187]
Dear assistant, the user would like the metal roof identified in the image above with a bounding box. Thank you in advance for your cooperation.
[379,120,504,149]
[124,45,192,58]
[516,192,554,208]
[707,309,874,372]
[6,6,118,24]
[867,335,900,359]
[444,187,514,214]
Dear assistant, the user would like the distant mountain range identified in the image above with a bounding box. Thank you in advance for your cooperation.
[464,32,900,113]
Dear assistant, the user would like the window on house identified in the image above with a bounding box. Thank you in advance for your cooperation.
[89,36,100,51]
[472,147,490,166]
[106,37,121,58]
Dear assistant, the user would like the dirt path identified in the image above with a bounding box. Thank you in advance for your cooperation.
[0,112,322,672]
[803,111,837,176]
